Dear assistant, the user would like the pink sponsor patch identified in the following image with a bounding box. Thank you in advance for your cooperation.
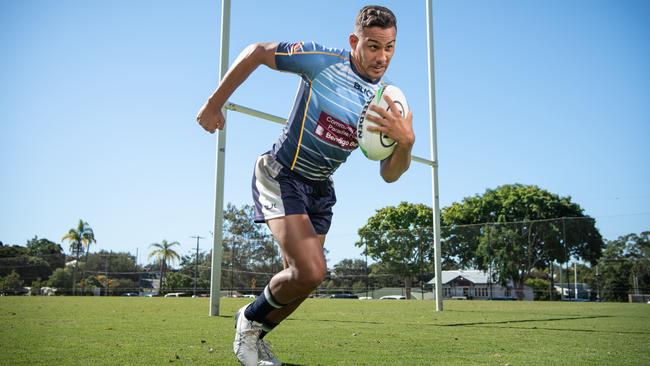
[314,112,358,150]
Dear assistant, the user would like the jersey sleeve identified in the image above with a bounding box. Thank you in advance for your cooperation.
[275,41,348,81]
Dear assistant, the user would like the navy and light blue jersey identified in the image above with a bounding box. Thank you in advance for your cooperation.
[271,41,383,181]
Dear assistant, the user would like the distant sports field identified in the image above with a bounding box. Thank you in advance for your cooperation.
[1,297,648,365]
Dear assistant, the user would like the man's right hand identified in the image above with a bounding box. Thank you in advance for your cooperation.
[196,101,225,133]
[195,42,278,134]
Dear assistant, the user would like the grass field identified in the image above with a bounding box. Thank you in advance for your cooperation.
[1,297,649,365]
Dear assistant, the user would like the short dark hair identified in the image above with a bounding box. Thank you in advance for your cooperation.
[354,5,397,33]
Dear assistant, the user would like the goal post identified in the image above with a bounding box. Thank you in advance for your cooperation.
[209,0,443,315]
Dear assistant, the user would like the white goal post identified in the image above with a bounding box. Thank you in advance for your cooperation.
[209,0,443,315]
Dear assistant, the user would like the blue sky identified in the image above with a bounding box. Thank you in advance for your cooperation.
[1,0,648,266]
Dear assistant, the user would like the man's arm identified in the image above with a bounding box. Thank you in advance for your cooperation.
[197,42,278,133]
[365,95,415,183]
[379,129,413,182]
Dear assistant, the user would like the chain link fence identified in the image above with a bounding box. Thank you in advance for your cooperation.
[2,217,647,301]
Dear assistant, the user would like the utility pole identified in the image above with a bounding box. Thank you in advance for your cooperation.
[190,235,205,297]
[549,262,555,301]
[105,251,112,296]
[561,217,567,301]
[574,262,578,301]
[365,242,369,299]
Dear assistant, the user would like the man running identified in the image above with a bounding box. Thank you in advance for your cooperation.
[197,5,414,365]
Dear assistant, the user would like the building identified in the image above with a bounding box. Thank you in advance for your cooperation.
[554,282,592,300]
[427,270,534,301]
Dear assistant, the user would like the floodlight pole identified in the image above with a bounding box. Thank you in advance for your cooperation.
[209,0,231,316]
[426,0,444,311]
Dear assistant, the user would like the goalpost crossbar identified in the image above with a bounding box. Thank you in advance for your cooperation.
[225,102,437,167]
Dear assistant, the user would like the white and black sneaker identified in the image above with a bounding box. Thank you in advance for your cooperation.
[257,339,282,366]
[233,305,263,366]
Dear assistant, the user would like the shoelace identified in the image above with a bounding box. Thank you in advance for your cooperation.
[258,339,276,359]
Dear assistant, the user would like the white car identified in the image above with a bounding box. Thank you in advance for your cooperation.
[380,295,406,300]
[164,292,186,298]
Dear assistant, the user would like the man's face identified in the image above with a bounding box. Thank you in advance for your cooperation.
[349,26,396,81]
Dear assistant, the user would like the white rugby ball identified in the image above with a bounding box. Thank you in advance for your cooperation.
[357,85,409,161]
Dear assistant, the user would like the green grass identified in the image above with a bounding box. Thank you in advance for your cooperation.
[1,297,649,365]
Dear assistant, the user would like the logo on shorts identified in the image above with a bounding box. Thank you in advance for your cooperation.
[264,203,277,210]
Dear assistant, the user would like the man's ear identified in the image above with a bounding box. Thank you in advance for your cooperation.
[349,33,359,50]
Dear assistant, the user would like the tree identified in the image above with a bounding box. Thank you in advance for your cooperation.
[165,271,193,292]
[62,219,96,295]
[84,251,139,274]
[525,278,552,301]
[356,202,435,299]
[0,245,29,278]
[368,261,404,289]
[1,271,25,295]
[48,267,74,292]
[331,259,368,291]
[442,184,604,300]
[222,203,280,291]
[596,232,650,302]
[62,219,97,258]
[26,236,65,272]
[0,243,53,284]
[148,240,180,294]
[178,251,211,292]
[81,251,142,295]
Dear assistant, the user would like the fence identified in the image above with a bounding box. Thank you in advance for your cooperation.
[1,217,647,301]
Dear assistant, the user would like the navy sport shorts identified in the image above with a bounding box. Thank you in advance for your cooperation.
[251,153,336,235]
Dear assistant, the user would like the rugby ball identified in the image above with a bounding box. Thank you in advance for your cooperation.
[356,85,409,161]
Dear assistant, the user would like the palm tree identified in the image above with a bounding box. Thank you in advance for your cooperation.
[148,240,180,295]
[62,219,96,295]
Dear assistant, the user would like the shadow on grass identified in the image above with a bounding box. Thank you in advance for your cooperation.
[221,312,650,336]
[440,315,612,327]
[288,315,650,335]
[439,315,650,335]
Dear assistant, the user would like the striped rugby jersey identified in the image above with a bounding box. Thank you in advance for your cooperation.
[271,41,384,181]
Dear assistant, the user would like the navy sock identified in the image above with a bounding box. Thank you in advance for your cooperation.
[244,285,285,324]
[259,321,279,339]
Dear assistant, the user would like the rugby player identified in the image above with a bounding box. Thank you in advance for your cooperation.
[197,5,414,365]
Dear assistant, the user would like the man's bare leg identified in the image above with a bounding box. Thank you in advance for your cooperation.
[265,214,326,304]
[264,232,326,325]
[242,214,326,325]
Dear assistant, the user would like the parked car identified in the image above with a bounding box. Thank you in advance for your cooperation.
[380,295,406,300]
[330,293,359,299]
[164,292,186,298]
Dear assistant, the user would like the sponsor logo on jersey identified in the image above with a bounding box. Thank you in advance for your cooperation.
[353,82,374,98]
[289,42,305,55]
[314,111,358,150]
[356,97,372,140]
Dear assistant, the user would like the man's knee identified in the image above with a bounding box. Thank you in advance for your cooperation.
[292,263,326,291]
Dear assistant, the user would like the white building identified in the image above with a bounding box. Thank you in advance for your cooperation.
[427,270,534,301]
